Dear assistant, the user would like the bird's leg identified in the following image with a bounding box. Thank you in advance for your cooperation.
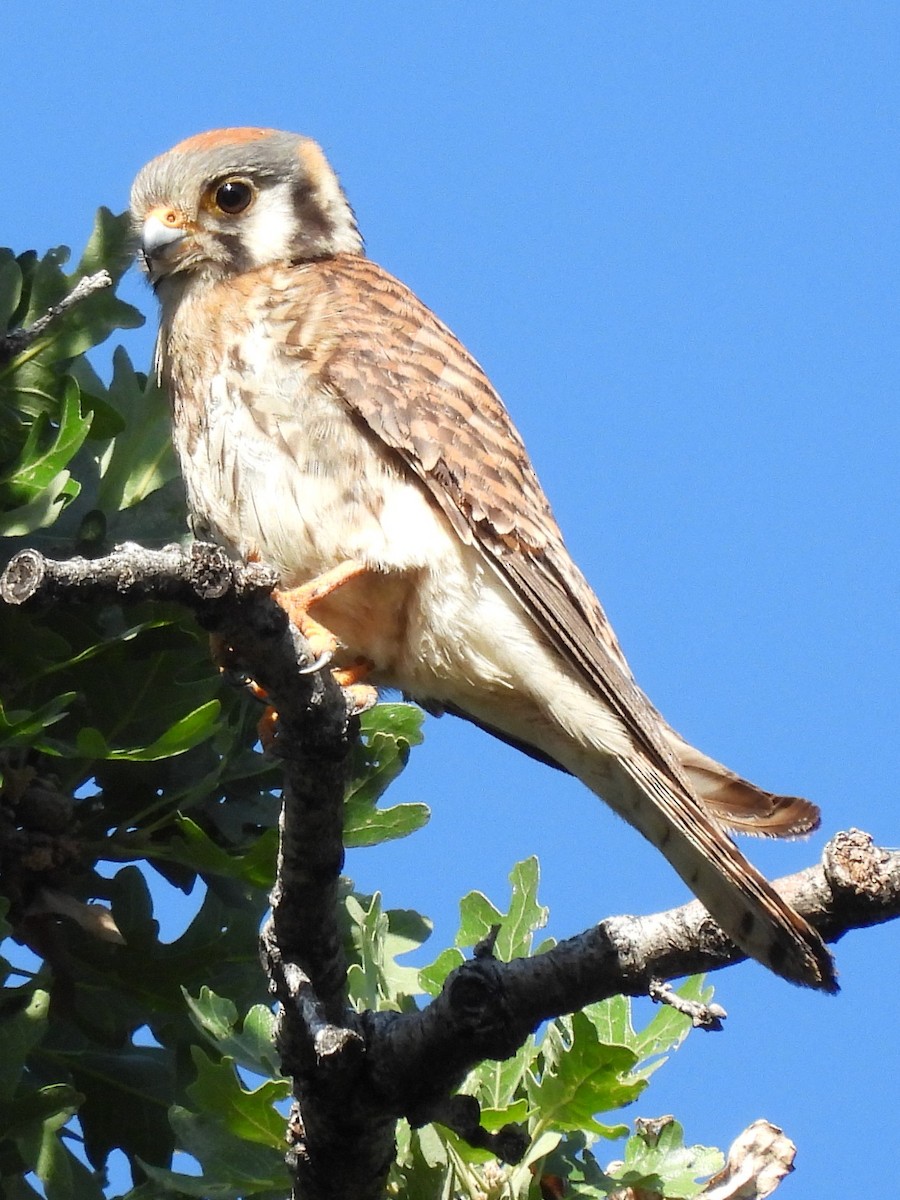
[332,658,378,716]
[212,563,378,747]
[274,561,378,716]
[272,559,370,663]
[210,633,282,745]
[210,630,275,706]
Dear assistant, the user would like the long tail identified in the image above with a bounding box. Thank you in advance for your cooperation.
[664,726,821,837]
[430,674,835,988]
[574,750,837,991]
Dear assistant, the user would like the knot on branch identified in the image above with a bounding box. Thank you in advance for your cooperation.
[819,829,900,935]
[187,541,240,599]
[824,829,894,899]
[446,956,532,1061]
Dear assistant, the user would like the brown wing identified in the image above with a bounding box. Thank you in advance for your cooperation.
[273,255,835,990]
[277,253,686,782]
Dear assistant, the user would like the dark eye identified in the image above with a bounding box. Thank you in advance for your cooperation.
[214,179,254,214]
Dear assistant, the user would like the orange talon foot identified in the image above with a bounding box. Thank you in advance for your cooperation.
[243,678,270,703]
[210,632,238,673]
[332,656,375,689]
[211,633,272,704]
[333,656,377,713]
[273,560,369,664]
[219,563,376,735]
[257,705,279,750]
[342,683,379,715]
[272,594,338,662]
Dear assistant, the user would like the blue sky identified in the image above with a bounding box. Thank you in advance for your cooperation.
[5,3,899,1194]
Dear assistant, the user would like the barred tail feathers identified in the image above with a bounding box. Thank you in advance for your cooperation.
[576,751,837,992]
[664,727,821,838]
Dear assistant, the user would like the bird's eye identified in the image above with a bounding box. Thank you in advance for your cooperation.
[214,179,254,215]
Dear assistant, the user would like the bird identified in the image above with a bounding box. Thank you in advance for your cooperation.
[130,127,836,992]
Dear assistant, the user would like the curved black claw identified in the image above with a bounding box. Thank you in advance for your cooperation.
[298,646,334,675]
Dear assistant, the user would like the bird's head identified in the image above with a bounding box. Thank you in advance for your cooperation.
[130,128,363,289]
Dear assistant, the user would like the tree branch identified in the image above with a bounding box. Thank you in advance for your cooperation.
[3,543,899,1200]
[0,269,112,364]
[3,541,374,1197]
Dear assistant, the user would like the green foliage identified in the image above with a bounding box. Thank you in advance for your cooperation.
[344,703,429,847]
[0,221,729,1200]
[389,861,723,1199]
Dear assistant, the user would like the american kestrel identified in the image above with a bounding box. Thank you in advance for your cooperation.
[131,128,836,991]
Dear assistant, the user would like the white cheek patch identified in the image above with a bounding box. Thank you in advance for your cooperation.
[239,186,299,267]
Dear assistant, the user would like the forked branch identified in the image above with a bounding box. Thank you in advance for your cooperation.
[3,542,899,1200]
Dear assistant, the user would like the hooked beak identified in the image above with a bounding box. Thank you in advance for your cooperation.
[140,208,190,278]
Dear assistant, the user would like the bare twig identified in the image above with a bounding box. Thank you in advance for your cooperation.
[0,269,112,363]
[648,979,727,1030]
